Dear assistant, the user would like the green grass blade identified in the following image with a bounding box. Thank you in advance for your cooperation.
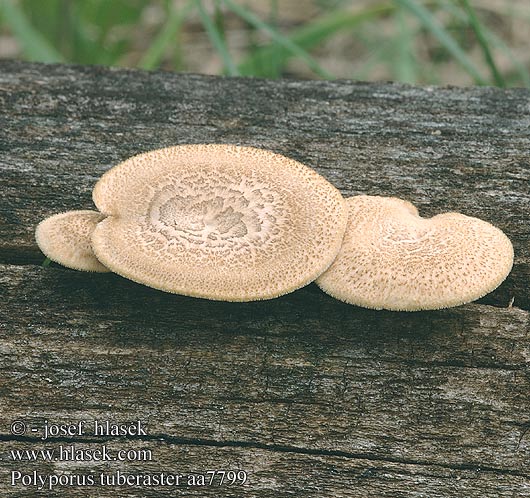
[267,0,281,76]
[480,31,530,88]
[436,0,529,87]
[139,0,194,70]
[459,0,505,87]
[239,3,394,78]
[223,0,334,79]
[42,257,51,267]
[394,5,417,83]
[396,0,486,84]
[0,0,65,62]
[196,0,239,76]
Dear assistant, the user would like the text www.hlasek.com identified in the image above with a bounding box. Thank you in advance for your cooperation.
[10,445,152,462]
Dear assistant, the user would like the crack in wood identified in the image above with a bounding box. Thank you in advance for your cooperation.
[2,433,529,479]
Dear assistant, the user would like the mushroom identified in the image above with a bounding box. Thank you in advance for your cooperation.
[35,210,109,272]
[91,144,348,301]
[316,195,514,311]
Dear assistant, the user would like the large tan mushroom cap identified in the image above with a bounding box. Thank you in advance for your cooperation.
[316,196,514,311]
[91,144,348,301]
[35,210,109,272]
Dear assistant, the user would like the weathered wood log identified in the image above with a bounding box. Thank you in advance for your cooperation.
[1,61,529,497]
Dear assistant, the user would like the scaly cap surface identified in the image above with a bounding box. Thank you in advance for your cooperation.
[316,195,514,311]
[35,210,109,272]
[92,144,348,301]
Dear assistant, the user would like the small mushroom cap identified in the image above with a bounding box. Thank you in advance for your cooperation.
[316,196,514,311]
[91,144,348,301]
[35,210,109,272]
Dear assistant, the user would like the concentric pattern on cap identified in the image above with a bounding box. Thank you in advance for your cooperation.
[316,196,514,311]
[35,210,109,272]
[91,144,348,301]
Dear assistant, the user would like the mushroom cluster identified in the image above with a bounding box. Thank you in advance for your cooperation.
[37,145,348,301]
[36,144,514,311]
[316,196,513,311]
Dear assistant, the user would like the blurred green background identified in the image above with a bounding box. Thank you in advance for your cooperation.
[0,0,529,87]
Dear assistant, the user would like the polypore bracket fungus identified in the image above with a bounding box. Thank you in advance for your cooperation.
[89,144,348,301]
[316,195,514,311]
[35,210,109,273]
